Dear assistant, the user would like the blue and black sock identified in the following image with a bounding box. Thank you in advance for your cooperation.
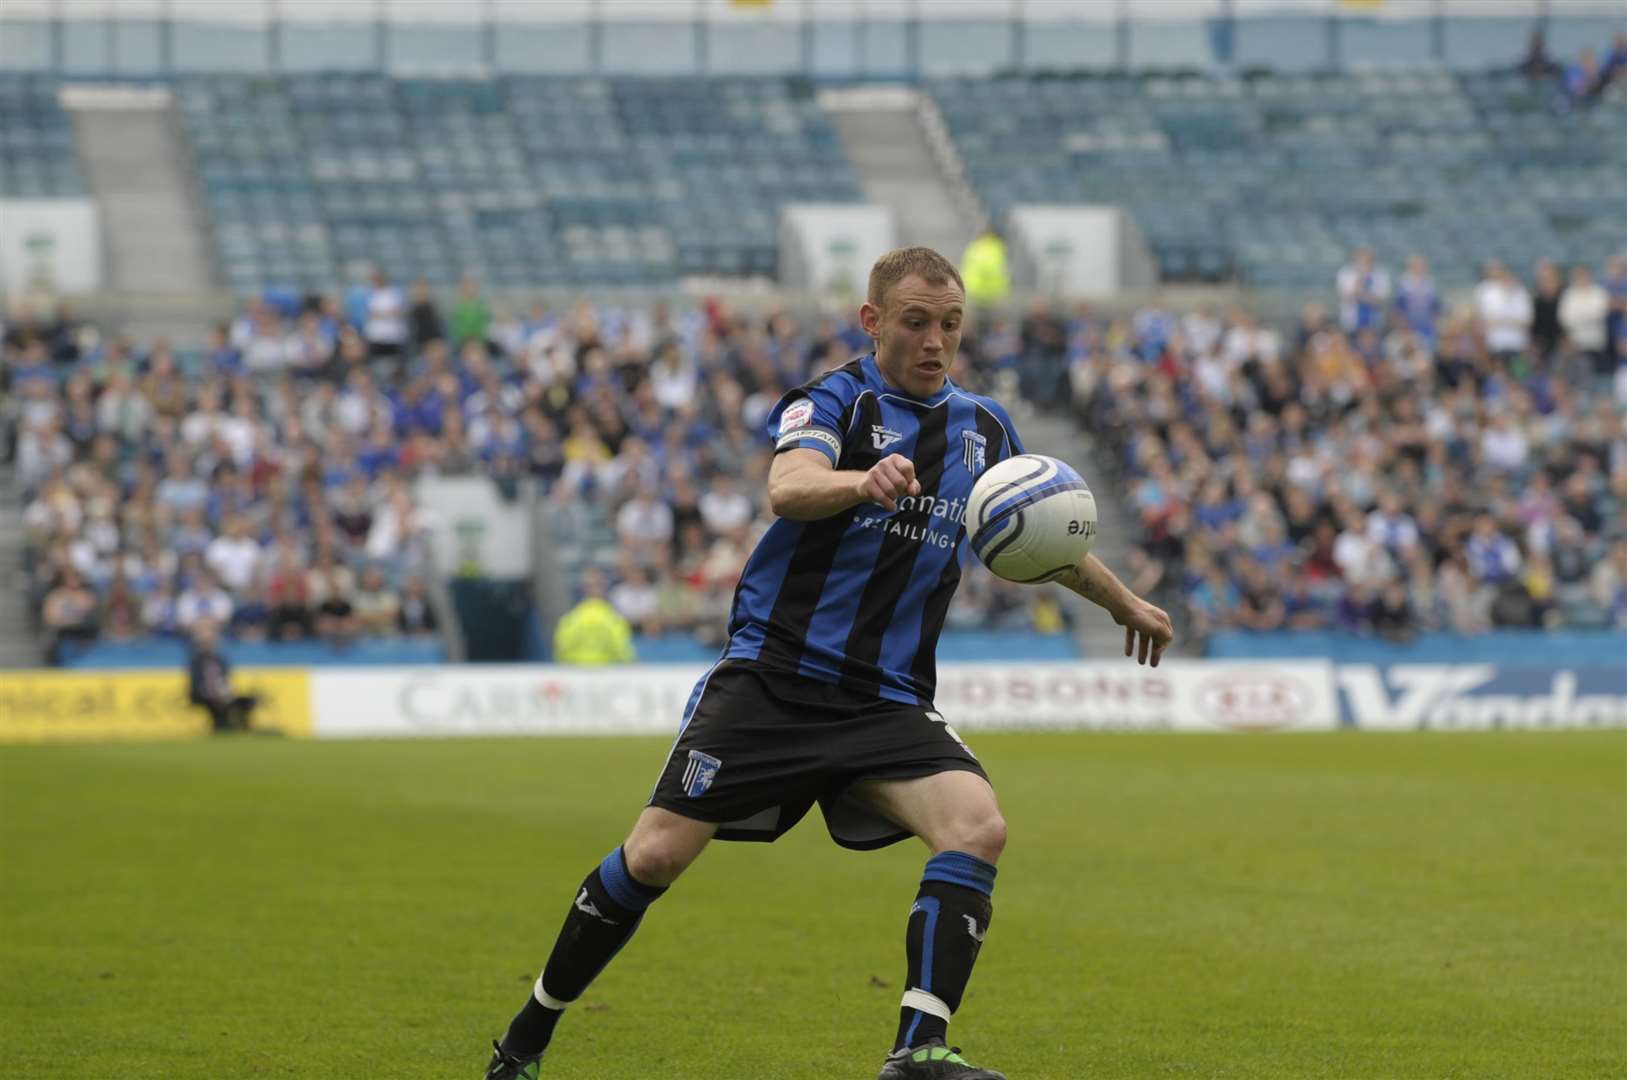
[893,850,997,1052]
[500,847,667,1058]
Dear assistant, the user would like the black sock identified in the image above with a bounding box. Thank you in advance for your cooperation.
[500,847,667,1058]
[893,851,996,1052]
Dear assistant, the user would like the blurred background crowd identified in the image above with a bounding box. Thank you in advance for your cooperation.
[3,277,1065,665]
[1075,250,1627,642]
[5,241,1624,665]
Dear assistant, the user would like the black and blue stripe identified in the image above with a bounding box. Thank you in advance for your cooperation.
[725,354,1024,706]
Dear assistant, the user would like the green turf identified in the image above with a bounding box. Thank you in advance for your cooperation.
[2,732,1623,1079]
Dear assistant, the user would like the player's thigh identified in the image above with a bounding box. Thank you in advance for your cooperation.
[621,805,718,887]
[854,769,1007,863]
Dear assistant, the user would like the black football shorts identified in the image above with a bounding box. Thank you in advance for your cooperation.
[647,660,989,850]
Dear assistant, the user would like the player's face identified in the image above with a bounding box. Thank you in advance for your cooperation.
[864,275,964,398]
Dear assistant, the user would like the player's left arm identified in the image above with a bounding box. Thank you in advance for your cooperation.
[1055,554,1174,667]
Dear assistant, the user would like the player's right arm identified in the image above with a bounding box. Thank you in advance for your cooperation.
[768,449,920,520]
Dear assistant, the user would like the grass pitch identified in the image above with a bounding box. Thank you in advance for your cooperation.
[2,731,1623,1079]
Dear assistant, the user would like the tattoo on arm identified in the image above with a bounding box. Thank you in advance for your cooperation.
[1059,556,1133,616]
[1070,570,1111,607]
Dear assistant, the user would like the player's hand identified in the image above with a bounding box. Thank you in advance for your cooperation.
[1117,599,1174,667]
[857,453,921,512]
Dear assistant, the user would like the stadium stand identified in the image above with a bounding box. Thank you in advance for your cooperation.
[929,70,1627,290]
[8,250,1624,668]
[5,288,1077,667]
[175,75,863,296]
[151,66,1627,297]
[3,38,1625,667]
[8,308,449,665]
[1065,275,1627,645]
[0,74,86,198]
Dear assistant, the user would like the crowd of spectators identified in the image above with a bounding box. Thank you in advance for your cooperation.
[2,277,1057,665]
[5,297,442,664]
[6,240,1624,663]
[1071,247,1627,642]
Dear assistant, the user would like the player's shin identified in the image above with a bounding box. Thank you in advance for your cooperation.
[893,851,996,1052]
[499,847,667,1059]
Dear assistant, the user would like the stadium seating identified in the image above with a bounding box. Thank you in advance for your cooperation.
[0,74,86,198]
[15,67,1619,294]
[175,75,863,295]
[929,70,1627,289]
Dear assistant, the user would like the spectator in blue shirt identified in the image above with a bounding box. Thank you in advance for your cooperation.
[391,378,442,437]
[1282,574,1330,630]
[358,424,403,479]
[1602,254,1627,354]
[155,452,209,514]
[207,322,243,377]
[1561,48,1602,110]
[1334,582,1381,633]
[1186,563,1241,636]
[1465,515,1522,585]
[1337,247,1391,334]
[1393,254,1442,346]
[1598,31,1627,86]
[1192,478,1242,534]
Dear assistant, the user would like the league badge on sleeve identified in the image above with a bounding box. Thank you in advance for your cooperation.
[778,399,814,435]
[682,750,722,798]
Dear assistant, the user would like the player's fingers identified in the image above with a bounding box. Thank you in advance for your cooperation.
[876,459,911,495]
[865,464,901,506]
[1151,640,1167,668]
[1124,626,1133,657]
[890,454,917,483]
[908,479,922,496]
[1139,630,1151,665]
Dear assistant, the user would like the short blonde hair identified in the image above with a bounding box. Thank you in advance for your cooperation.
[867,246,965,309]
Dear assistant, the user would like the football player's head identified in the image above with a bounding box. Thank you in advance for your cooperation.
[861,247,965,398]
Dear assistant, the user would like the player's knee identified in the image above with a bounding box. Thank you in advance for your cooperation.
[622,835,693,887]
[946,811,1007,864]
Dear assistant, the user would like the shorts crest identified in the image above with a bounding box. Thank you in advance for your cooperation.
[682,750,722,797]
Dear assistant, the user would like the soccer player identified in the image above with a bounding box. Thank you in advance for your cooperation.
[484,248,1174,1080]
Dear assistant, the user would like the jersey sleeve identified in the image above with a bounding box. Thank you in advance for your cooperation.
[765,375,855,466]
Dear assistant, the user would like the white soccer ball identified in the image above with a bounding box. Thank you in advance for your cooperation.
[965,454,1098,584]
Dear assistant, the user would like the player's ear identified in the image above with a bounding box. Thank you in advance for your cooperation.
[859,300,881,341]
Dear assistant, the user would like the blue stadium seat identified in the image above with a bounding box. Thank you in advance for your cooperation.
[0,75,87,197]
[930,71,1627,288]
[173,73,865,293]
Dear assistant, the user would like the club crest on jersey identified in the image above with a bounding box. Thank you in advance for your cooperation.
[872,425,904,451]
[962,430,987,474]
[682,750,722,798]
